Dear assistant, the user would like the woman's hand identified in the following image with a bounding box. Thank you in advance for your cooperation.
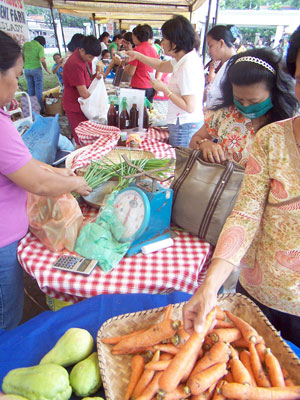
[201,142,226,163]
[72,176,92,197]
[53,167,76,177]
[183,283,218,334]
[150,79,168,93]
[126,50,141,62]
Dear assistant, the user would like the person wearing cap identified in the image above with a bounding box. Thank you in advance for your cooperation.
[22,36,50,113]
[183,28,300,348]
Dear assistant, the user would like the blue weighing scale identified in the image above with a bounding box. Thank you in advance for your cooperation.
[113,178,173,256]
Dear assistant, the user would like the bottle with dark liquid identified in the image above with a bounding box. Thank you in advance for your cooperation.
[129,103,139,129]
[143,105,149,130]
[119,97,129,130]
[107,101,118,127]
[112,59,125,87]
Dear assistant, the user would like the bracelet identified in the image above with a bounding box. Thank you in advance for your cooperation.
[196,138,210,150]
[166,90,173,98]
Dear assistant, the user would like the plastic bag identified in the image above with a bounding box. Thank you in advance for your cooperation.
[79,78,108,121]
[27,193,83,252]
[74,192,131,272]
[22,113,60,164]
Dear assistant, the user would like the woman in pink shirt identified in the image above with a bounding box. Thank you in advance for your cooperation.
[0,30,91,330]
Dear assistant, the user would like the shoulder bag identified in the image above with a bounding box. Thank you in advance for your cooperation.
[171,146,245,246]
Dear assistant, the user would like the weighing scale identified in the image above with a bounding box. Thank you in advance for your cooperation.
[113,158,173,256]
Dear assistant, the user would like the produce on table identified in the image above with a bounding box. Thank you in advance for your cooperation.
[40,327,94,367]
[101,304,300,399]
[69,352,102,397]
[82,156,174,193]
[0,395,29,400]
[81,398,105,400]
[2,364,72,400]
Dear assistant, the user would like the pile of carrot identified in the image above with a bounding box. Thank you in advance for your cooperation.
[101,304,300,400]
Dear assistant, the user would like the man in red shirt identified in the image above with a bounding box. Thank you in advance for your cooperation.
[63,35,101,144]
[125,24,159,103]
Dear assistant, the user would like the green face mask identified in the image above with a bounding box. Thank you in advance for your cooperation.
[233,97,273,119]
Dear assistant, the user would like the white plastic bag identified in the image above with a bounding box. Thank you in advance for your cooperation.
[79,78,108,120]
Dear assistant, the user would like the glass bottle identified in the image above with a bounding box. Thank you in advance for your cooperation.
[107,101,118,127]
[112,59,125,87]
[143,105,149,130]
[119,97,129,130]
[129,103,139,129]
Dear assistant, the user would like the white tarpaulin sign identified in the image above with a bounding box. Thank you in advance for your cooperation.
[0,0,28,45]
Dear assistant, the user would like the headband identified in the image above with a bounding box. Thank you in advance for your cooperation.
[235,56,276,75]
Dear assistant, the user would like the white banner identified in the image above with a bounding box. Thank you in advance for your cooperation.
[0,0,28,45]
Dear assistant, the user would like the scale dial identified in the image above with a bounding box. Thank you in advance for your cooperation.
[113,187,150,242]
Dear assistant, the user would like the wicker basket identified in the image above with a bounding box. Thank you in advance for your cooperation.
[97,293,300,400]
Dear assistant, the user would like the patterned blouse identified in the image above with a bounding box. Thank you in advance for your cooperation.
[213,118,300,316]
[205,105,257,168]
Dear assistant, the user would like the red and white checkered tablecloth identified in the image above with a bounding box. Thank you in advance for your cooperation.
[75,121,121,146]
[18,203,212,304]
[71,128,175,172]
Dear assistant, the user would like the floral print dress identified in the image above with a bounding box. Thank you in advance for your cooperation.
[213,118,300,316]
[205,105,256,168]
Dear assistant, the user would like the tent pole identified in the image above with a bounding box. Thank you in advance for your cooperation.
[92,13,97,36]
[202,0,213,65]
[214,0,220,24]
[58,12,67,53]
[189,5,192,22]
[49,1,61,54]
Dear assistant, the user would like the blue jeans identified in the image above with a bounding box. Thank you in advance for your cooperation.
[168,119,204,147]
[24,68,44,112]
[0,241,24,330]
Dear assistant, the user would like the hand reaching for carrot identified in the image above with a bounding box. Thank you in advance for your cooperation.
[182,284,218,334]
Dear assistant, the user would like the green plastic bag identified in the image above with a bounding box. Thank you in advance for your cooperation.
[74,192,131,272]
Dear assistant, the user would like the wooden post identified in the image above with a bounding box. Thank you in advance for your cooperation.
[49,1,61,54]
[92,13,97,37]
[58,12,67,53]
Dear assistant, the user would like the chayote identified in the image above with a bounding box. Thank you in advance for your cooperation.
[2,364,72,400]
[69,352,102,397]
[40,327,94,367]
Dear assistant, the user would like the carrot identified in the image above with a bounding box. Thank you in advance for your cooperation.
[111,346,156,355]
[282,367,295,386]
[228,344,239,360]
[191,342,230,376]
[171,325,190,348]
[158,308,216,394]
[214,320,235,329]
[232,338,250,348]
[203,336,214,352]
[222,382,300,400]
[209,328,242,344]
[230,358,253,386]
[154,344,179,355]
[225,311,260,344]
[212,380,226,400]
[112,319,180,354]
[163,304,173,321]
[239,349,257,386]
[255,341,266,363]
[215,306,226,320]
[145,359,171,371]
[224,371,233,383]
[264,348,285,387]
[136,371,163,400]
[249,342,271,387]
[102,328,147,344]
[132,350,160,399]
[160,352,174,361]
[124,354,145,400]
[187,362,228,395]
[157,384,191,399]
[191,395,209,400]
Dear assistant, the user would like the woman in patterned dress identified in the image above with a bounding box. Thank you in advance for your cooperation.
[190,48,298,168]
[183,26,300,347]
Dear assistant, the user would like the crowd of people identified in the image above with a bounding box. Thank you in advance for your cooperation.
[1,18,300,350]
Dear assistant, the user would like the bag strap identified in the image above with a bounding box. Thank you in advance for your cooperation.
[171,148,199,204]
[198,160,235,238]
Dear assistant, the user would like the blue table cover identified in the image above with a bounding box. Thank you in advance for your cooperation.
[0,292,299,398]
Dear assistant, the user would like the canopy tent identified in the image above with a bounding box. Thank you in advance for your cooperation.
[24,0,207,27]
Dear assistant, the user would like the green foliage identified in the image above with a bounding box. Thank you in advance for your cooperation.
[238,27,276,43]
[220,0,300,9]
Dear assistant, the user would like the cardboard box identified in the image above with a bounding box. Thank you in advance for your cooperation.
[45,93,64,116]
